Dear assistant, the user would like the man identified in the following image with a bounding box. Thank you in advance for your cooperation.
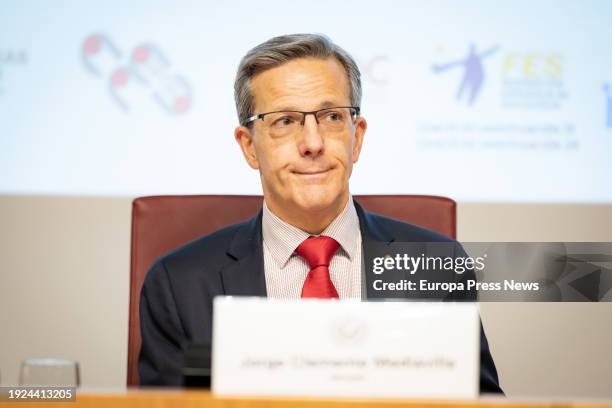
[139,33,503,393]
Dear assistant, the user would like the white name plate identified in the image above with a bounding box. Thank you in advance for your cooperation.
[212,297,479,399]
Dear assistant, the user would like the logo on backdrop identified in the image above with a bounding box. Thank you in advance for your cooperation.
[604,83,612,129]
[418,43,576,152]
[81,33,192,114]
[362,55,390,86]
[0,49,28,96]
[430,44,567,110]
[431,43,499,106]
[499,51,566,109]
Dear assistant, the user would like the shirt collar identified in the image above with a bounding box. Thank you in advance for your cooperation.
[262,196,360,269]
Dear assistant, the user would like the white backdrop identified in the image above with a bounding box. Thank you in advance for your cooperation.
[1,0,611,201]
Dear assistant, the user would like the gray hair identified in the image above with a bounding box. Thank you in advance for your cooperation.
[234,33,362,125]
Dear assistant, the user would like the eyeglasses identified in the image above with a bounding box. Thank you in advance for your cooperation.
[242,106,360,138]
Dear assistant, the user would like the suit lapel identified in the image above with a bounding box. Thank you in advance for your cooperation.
[220,210,267,297]
[354,199,394,245]
[354,199,396,300]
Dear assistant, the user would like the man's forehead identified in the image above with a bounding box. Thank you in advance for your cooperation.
[250,57,351,111]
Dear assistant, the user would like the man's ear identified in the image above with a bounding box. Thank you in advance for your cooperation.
[351,117,367,163]
[234,125,259,169]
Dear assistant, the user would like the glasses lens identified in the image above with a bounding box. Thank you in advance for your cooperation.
[264,111,303,137]
[316,108,354,132]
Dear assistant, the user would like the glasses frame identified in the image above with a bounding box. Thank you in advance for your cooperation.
[241,106,361,127]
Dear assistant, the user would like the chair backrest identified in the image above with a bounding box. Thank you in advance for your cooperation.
[128,194,456,385]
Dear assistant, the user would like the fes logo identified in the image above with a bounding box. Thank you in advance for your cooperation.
[431,43,499,106]
[81,34,192,114]
[432,43,567,111]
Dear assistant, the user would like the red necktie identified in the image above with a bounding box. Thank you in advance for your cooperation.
[295,236,340,298]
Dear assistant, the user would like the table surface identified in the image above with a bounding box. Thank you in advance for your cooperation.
[1,389,612,408]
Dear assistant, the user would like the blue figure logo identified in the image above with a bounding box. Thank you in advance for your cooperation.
[432,43,499,105]
[604,83,612,128]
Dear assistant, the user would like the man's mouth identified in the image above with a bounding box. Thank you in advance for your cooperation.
[293,168,331,175]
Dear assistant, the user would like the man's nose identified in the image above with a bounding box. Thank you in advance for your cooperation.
[297,114,324,158]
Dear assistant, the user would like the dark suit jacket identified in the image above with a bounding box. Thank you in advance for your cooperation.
[139,199,503,393]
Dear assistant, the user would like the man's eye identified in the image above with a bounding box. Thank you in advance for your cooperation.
[272,116,296,127]
[321,111,343,121]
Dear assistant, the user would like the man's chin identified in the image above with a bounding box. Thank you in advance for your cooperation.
[291,189,347,214]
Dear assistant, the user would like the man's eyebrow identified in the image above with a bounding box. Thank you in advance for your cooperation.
[318,101,338,109]
[268,101,343,112]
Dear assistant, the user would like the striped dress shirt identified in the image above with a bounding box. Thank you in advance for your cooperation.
[262,197,363,299]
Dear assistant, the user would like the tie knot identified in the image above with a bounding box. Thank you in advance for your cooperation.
[295,236,340,268]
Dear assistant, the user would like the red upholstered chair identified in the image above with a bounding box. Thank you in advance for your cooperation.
[127,195,456,386]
